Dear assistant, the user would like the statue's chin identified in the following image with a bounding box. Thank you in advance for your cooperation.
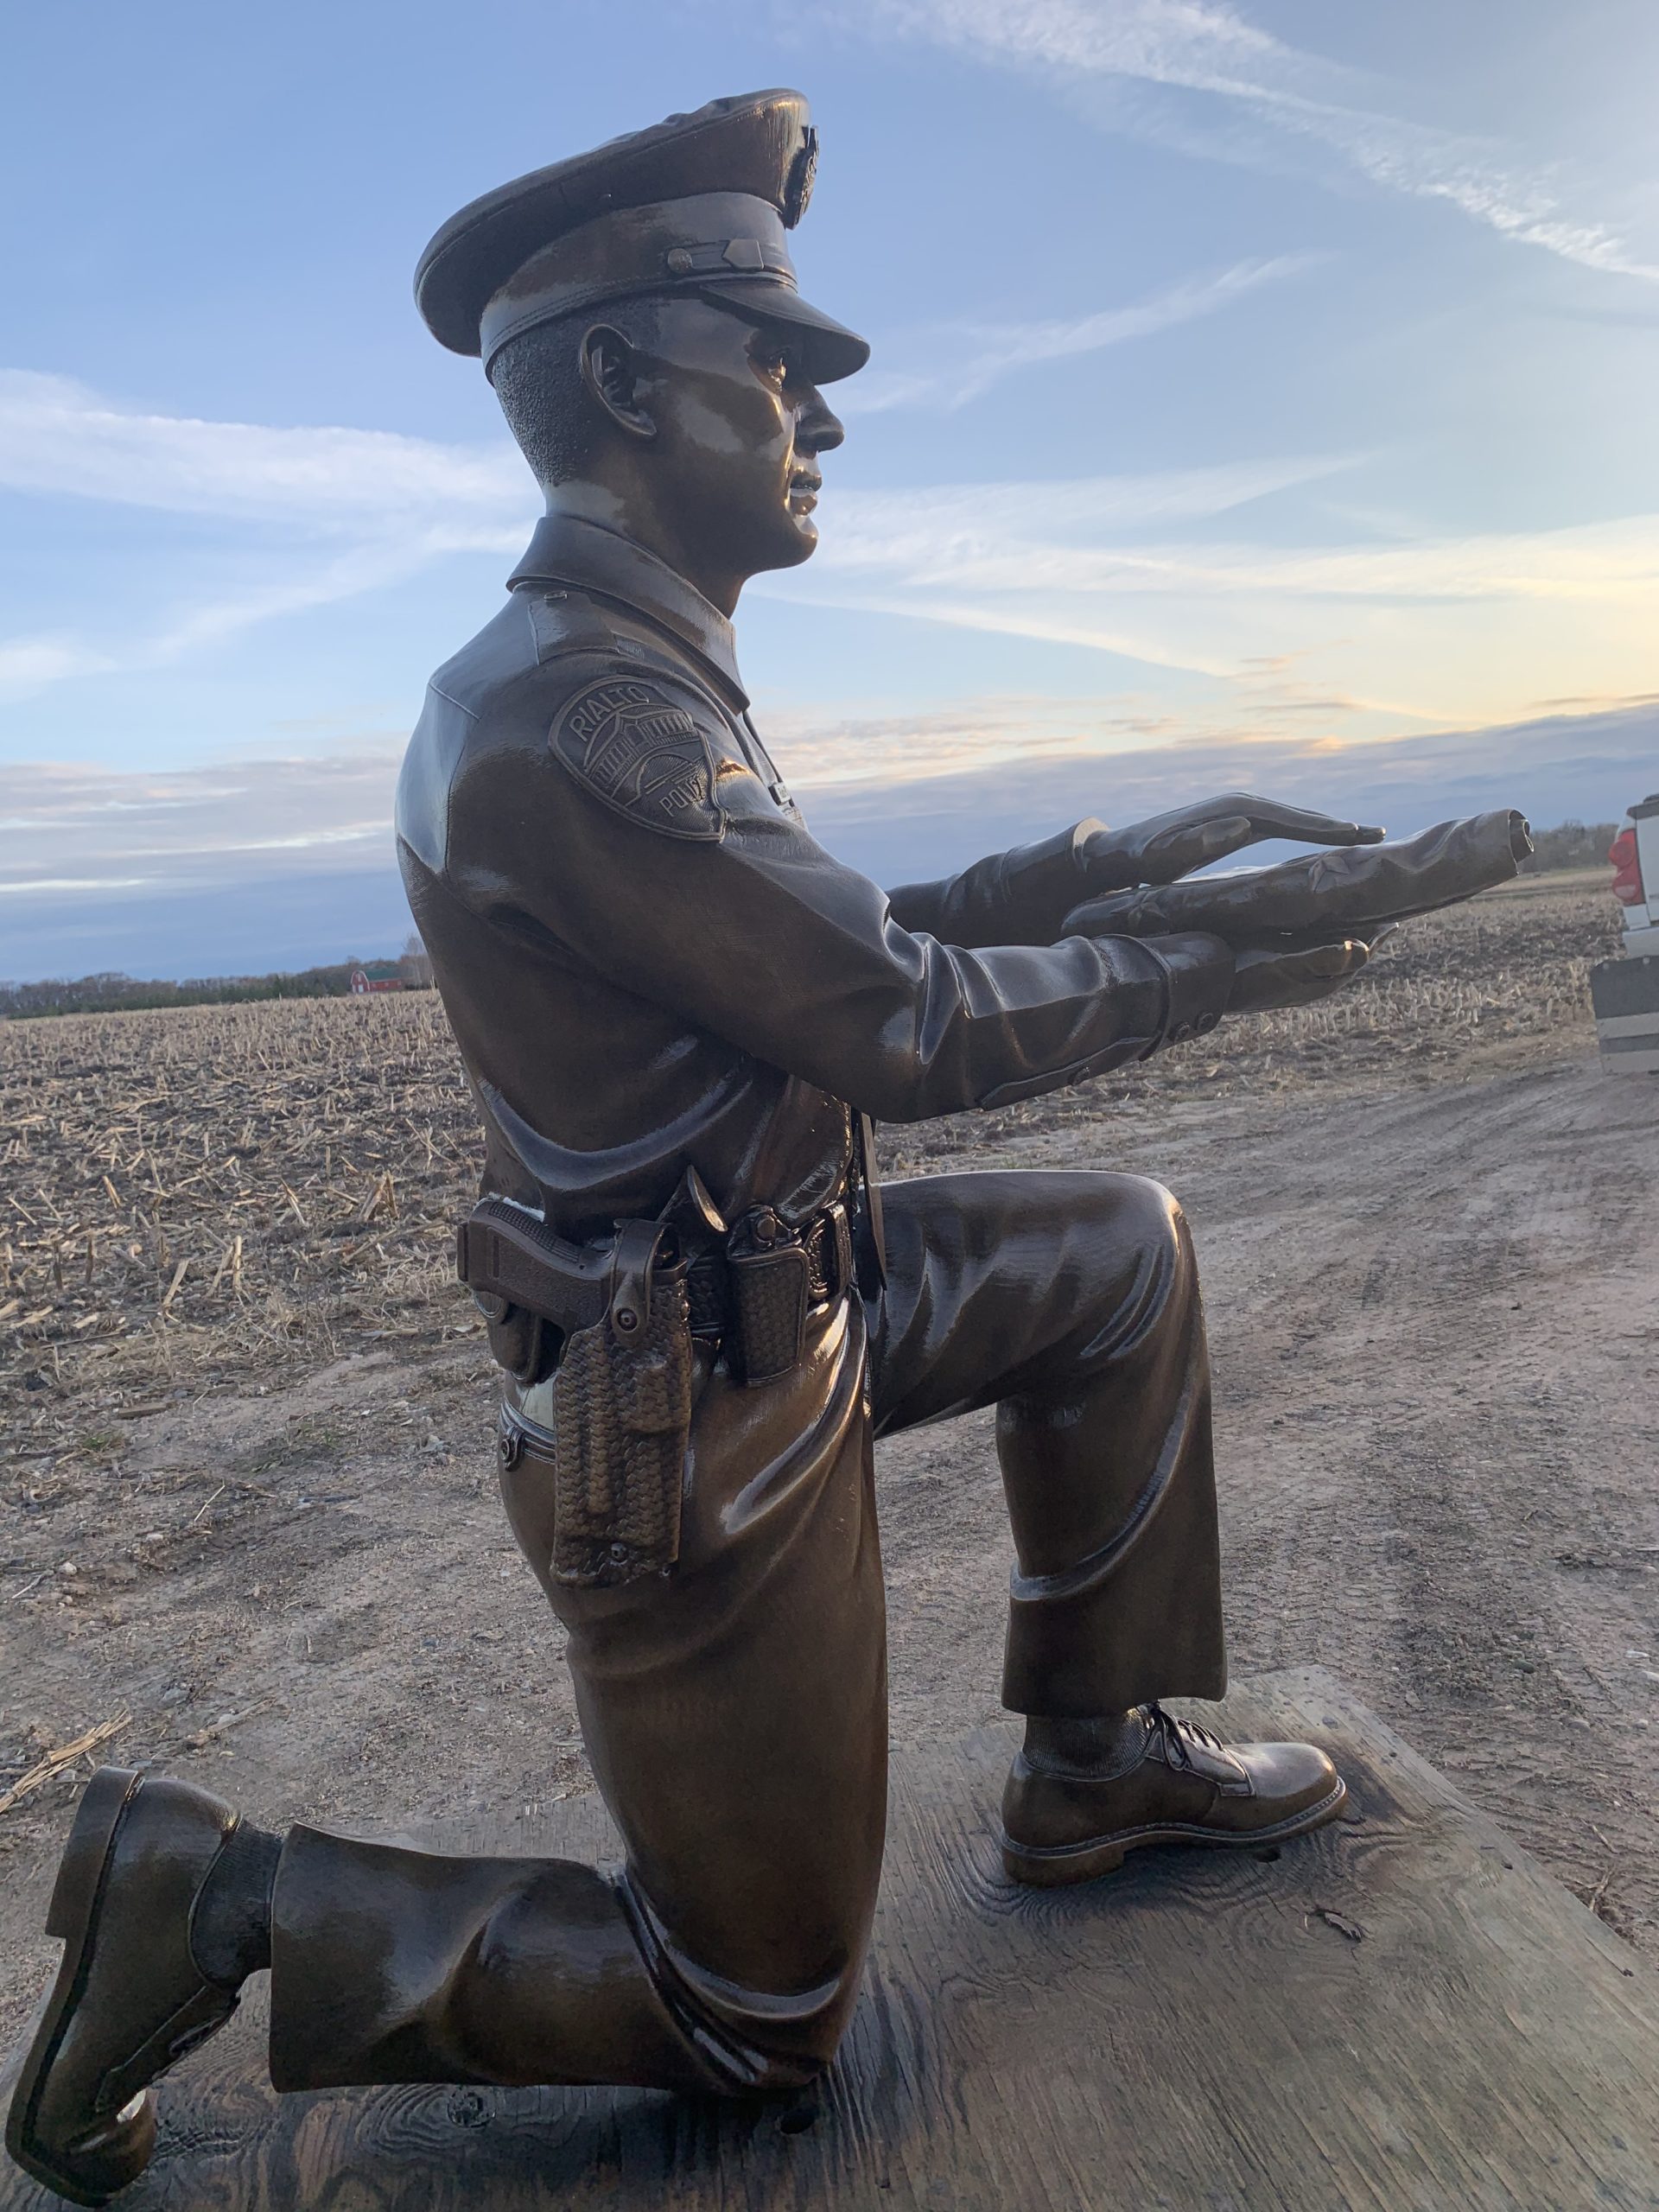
[779,514,820,563]
[741,520,818,578]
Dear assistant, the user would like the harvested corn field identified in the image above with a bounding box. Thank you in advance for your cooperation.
[3,870,1656,2049]
[0,874,1620,1417]
[1,989,480,1414]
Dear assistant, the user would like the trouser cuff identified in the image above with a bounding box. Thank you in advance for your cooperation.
[268,1824,726,2095]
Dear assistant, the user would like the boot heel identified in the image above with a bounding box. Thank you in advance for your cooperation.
[1001,1832,1129,1886]
[46,1770,142,1941]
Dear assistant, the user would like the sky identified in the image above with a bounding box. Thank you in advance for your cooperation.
[3,0,1658,980]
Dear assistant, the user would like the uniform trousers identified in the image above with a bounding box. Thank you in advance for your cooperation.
[268,1171,1226,2094]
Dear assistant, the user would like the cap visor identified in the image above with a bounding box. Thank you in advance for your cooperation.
[698,279,870,384]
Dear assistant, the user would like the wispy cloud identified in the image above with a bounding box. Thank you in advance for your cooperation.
[6,373,1656,750]
[0,371,527,524]
[0,372,533,700]
[768,473,1659,729]
[0,754,404,906]
[854,0,1659,282]
[0,637,86,694]
[0,537,487,705]
[0,372,1338,702]
[814,452,1359,554]
[816,493,1659,606]
[845,254,1320,411]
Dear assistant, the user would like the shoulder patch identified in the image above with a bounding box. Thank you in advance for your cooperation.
[550,677,726,842]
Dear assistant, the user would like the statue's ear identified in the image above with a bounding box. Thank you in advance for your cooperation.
[581,324,656,441]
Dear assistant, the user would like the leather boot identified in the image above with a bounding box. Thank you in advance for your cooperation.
[1001,1703,1345,1886]
[6,1768,249,2206]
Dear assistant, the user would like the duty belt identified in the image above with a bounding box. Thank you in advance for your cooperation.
[457,1194,854,1389]
[686,1202,852,1353]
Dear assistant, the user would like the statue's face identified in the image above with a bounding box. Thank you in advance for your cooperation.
[641,298,846,578]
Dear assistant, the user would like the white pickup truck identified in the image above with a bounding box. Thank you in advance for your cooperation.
[1591,796,1659,1073]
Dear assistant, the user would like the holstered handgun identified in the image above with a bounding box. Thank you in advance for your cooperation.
[549,1220,691,1586]
[457,1168,859,1578]
[457,1203,692,1586]
[455,1198,610,1385]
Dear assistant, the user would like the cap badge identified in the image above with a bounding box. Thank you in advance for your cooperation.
[783,126,818,229]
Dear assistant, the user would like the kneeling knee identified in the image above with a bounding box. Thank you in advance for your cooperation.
[702,1961,861,2097]
[736,2042,837,2098]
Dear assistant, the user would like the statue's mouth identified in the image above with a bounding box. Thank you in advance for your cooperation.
[788,469,821,516]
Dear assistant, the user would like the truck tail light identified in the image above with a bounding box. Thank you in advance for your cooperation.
[1610,826,1644,906]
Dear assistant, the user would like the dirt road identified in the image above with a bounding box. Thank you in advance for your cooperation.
[3,884,1655,2044]
[883,1056,1659,1952]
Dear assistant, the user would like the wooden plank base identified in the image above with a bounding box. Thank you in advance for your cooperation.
[5,1668,1658,2211]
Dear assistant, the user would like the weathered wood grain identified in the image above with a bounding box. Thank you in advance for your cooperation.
[5,1668,1656,2211]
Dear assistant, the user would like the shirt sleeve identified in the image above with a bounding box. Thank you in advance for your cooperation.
[886,821,1109,947]
[446,666,1235,1123]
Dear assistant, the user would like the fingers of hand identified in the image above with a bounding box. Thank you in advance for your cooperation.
[1302,937,1370,980]
[1076,829,1140,894]
[1062,893,1146,937]
[1141,813,1251,882]
[1232,937,1367,1012]
[1084,798,1384,904]
[1245,801,1387,847]
[1195,813,1254,864]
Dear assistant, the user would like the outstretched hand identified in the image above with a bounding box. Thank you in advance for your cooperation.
[1227,937,1373,1015]
[1065,810,1530,948]
[1078,795,1385,893]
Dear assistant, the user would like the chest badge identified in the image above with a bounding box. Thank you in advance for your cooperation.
[551,679,725,842]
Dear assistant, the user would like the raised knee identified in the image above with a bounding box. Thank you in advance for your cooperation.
[1089,1173,1187,1262]
[1052,1176,1196,1372]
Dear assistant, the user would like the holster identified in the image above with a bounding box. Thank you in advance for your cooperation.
[457,1174,861,1579]
[549,1221,691,1587]
[459,1205,692,1587]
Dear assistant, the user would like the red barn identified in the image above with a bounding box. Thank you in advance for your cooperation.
[349,963,404,995]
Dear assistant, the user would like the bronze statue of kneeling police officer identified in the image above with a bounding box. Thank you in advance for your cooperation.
[8,91,1529,2204]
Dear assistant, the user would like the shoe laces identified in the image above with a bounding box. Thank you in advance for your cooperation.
[1145,1700,1224,1771]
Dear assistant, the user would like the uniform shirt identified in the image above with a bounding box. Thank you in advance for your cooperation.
[396,512,1233,1242]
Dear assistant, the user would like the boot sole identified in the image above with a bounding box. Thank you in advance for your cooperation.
[1001,1774,1348,1887]
[5,1766,149,2208]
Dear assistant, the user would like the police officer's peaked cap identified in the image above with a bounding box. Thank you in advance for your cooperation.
[416,89,869,385]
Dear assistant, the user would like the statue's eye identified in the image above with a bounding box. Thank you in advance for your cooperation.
[753,339,798,386]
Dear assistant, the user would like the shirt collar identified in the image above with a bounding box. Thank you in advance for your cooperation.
[507,512,746,703]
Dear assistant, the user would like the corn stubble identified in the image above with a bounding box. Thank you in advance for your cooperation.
[0,878,1620,1456]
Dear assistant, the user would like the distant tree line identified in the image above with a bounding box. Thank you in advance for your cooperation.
[1516,820,1618,874]
[0,832,1627,1018]
[0,938,434,1020]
